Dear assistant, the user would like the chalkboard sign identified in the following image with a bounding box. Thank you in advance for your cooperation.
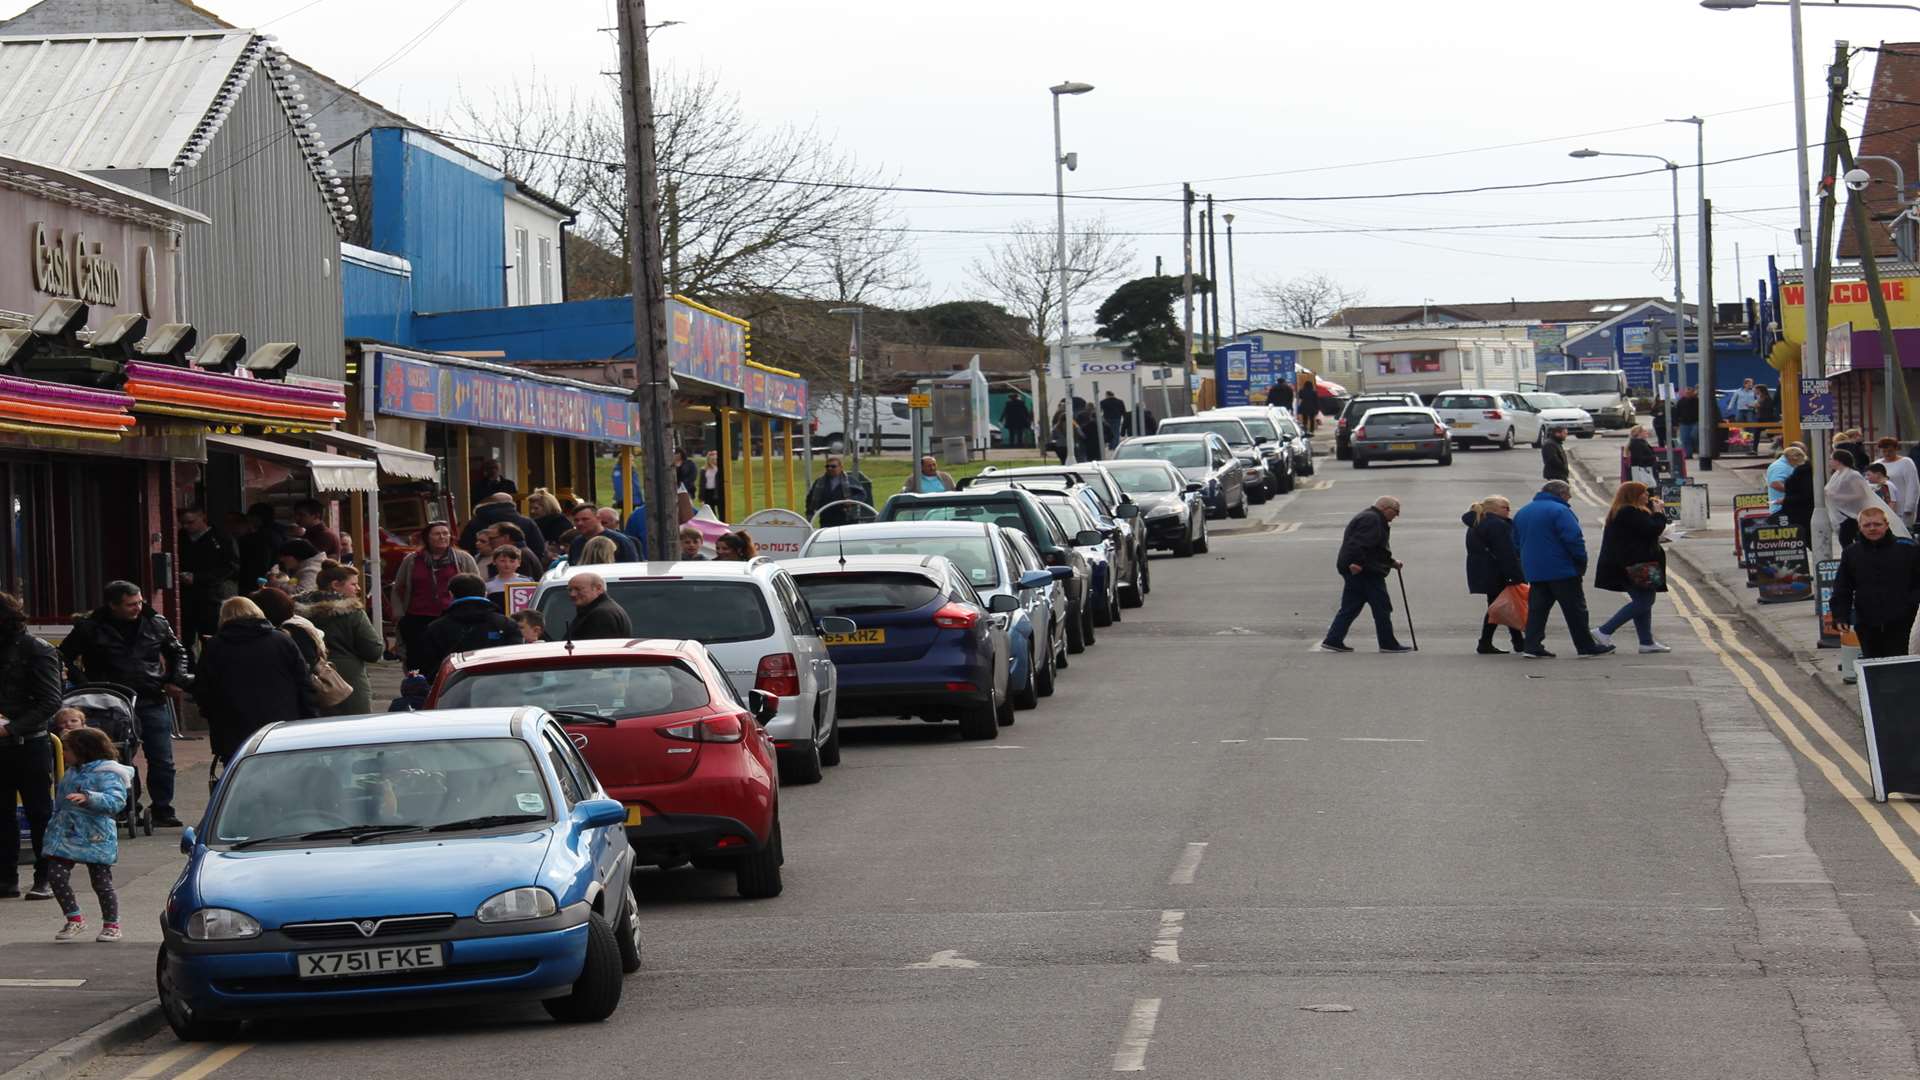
[1858,656,1920,801]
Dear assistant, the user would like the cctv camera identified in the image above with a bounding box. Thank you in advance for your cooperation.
[1062,151,1079,172]
[1845,167,1873,193]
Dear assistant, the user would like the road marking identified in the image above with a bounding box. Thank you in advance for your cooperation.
[906,949,980,969]
[122,1046,197,1080]
[173,1045,254,1080]
[1168,841,1208,885]
[1910,911,1920,929]
[962,745,1025,750]
[1264,736,1308,741]
[1274,521,1302,533]
[0,978,84,987]
[1339,737,1426,743]
[1151,909,1184,963]
[1218,739,1248,744]
[1667,577,1920,886]
[1112,997,1162,1072]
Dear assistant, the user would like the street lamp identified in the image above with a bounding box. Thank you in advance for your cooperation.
[1571,148,1685,457]
[1222,211,1239,338]
[1668,115,1713,470]
[1051,80,1093,465]
[828,306,865,482]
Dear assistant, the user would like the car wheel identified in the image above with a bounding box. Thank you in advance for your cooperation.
[996,688,1016,727]
[1193,520,1210,554]
[1248,482,1269,504]
[1035,631,1058,696]
[1277,469,1295,494]
[735,817,785,898]
[1013,640,1040,709]
[156,947,243,1043]
[1121,560,1144,608]
[1229,496,1248,519]
[1353,458,1370,469]
[1066,601,1087,653]
[616,888,643,974]
[543,912,625,1022]
[817,704,842,768]
[1082,600,1097,645]
[778,738,824,786]
[1093,585,1114,627]
[1499,428,1514,450]
[1174,522,1196,557]
[1439,450,1454,466]
[959,694,999,739]
[1139,550,1151,595]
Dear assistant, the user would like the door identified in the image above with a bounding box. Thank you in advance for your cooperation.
[540,723,615,880]
[1502,394,1541,443]
[772,571,832,729]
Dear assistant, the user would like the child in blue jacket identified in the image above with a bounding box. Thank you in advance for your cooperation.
[44,727,128,942]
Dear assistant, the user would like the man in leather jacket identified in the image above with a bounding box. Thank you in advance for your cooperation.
[0,591,61,898]
[59,581,191,826]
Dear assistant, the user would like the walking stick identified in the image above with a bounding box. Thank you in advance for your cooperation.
[1395,566,1418,651]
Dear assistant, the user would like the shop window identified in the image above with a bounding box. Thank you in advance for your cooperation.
[513,227,530,306]
[538,237,553,304]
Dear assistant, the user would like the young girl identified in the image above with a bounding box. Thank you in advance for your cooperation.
[43,727,127,942]
[49,707,85,735]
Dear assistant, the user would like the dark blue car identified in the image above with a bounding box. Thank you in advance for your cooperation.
[786,555,1017,741]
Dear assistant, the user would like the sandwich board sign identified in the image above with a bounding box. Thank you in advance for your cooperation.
[1857,656,1920,801]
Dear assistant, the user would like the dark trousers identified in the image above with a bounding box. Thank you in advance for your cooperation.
[1,738,53,887]
[1326,572,1398,648]
[1522,577,1601,655]
[1480,588,1524,650]
[398,613,437,676]
[136,699,174,815]
[1857,613,1916,659]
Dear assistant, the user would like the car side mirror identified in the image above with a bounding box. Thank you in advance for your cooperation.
[1255,435,1273,444]
[1115,503,1140,520]
[179,825,196,855]
[1017,569,1054,590]
[987,593,1020,614]
[817,615,858,636]
[1074,529,1104,547]
[747,688,780,725]
[1184,482,1204,493]
[574,798,627,830]
[1048,565,1073,580]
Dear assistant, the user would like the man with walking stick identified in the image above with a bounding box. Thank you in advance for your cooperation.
[1319,497,1415,654]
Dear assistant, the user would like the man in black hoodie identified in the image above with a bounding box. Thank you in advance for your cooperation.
[0,591,61,898]
[1541,426,1571,481]
[1831,506,1920,658]
[60,582,191,826]
[566,573,633,641]
[417,574,520,680]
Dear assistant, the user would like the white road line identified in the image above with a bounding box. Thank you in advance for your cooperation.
[1339,737,1427,743]
[0,978,84,988]
[1168,841,1208,885]
[1274,521,1302,533]
[1151,909,1184,963]
[1112,997,1163,1072]
[1910,910,1920,929]
[1219,738,1248,744]
[1264,736,1308,741]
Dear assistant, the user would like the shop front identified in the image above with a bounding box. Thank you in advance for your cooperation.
[1778,268,1920,441]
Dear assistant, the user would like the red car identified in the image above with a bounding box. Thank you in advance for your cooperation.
[428,639,786,898]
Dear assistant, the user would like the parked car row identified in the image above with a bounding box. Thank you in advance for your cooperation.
[1339,388,1601,468]
[153,452,1277,1040]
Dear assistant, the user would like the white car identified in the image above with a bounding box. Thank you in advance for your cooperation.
[1519,392,1596,441]
[531,559,844,784]
[1430,389,1541,450]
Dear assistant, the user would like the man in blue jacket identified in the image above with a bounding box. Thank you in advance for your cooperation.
[1512,481,1613,659]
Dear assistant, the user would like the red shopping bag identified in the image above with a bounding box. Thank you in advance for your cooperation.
[1487,584,1530,630]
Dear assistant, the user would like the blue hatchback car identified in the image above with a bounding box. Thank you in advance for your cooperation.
[157,709,637,1040]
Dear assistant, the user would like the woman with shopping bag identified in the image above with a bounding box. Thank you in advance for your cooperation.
[1463,495,1526,655]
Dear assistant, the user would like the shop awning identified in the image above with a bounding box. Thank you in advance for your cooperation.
[297,429,438,481]
[206,434,378,493]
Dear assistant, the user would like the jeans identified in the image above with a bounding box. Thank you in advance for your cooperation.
[136,699,174,815]
[1857,613,1916,659]
[1677,424,1698,455]
[1522,577,1601,655]
[1599,588,1658,646]
[1325,572,1399,648]
[1480,588,1524,650]
[0,738,53,887]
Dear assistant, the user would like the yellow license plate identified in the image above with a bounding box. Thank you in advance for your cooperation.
[624,805,645,826]
[1452,421,1475,428]
[825,628,886,645]
[1390,442,1418,451]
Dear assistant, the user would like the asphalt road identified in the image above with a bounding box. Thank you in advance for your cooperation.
[77,440,1920,1080]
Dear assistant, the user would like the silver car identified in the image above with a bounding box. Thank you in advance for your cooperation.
[1350,406,1455,468]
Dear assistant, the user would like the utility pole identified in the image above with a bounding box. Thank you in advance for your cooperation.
[1181,183,1195,414]
[1205,195,1222,353]
[1807,40,1849,560]
[1671,116,1714,471]
[665,182,680,296]
[1223,211,1238,338]
[1195,198,1211,361]
[615,0,675,559]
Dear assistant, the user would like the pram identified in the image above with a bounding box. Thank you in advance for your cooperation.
[61,684,151,838]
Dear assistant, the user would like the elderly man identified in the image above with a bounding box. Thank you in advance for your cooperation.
[459,491,543,555]
[567,503,640,564]
[566,572,633,641]
[1319,497,1413,654]
[1513,480,1612,659]
[901,454,957,494]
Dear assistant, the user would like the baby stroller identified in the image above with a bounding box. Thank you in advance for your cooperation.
[61,684,150,838]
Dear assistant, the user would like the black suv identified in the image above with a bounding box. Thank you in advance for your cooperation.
[1334,394,1425,460]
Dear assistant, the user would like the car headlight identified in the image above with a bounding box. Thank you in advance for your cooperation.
[476,887,557,924]
[186,908,261,941]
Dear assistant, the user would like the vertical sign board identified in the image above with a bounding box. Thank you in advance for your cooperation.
[1856,656,1920,801]
[1214,344,1254,408]
[1800,376,1836,430]
[1748,520,1812,603]
[1270,350,1298,390]
[1732,493,1772,580]
[1814,559,1846,648]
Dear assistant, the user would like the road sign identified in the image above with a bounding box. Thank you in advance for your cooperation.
[907,393,931,409]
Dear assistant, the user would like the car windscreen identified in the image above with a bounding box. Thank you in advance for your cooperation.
[437,662,709,718]
[1346,398,1408,418]
[1543,372,1621,395]
[793,571,944,615]
[1045,500,1090,534]
[1159,419,1249,446]
[1115,440,1208,468]
[537,580,773,643]
[1105,464,1177,494]
[806,536,998,588]
[209,738,548,846]
[1231,417,1279,441]
[1525,393,1574,409]
[1433,393,1495,410]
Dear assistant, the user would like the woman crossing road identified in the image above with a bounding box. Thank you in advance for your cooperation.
[1463,495,1525,655]
[1590,481,1671,654]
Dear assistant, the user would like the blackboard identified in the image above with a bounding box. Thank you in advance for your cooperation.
[1858,656,1920,801]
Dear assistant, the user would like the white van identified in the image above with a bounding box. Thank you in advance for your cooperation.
[811,395,914,452]
[1542,369,1634,430]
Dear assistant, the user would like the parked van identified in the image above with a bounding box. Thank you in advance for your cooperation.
[811,395,913,452]
[1541,369,1634,430]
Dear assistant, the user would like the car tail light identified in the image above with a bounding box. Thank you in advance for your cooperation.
[755,653,800,696]
[660,714,747,743]
[945,682,978,693]
[1483,409,1504,420]
[1337,418,1350,431]
[933,602,981,629]
[1433,424,1448,438]
[1353,427,1367,439]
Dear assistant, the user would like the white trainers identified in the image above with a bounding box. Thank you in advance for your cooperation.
[1639,641,1672,654]
[95,924,122,943]
[53,918,87,942]
[1590,628,1614,648]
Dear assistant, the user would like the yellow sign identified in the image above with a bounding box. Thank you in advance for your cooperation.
[907,393,931,409]
[1779,277,1920,342]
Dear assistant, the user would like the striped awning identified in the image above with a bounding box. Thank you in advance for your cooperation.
[207,434,377,493]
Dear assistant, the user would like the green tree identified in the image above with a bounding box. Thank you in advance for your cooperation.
[1093,275,1209,367]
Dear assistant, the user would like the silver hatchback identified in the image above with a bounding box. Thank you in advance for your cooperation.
[1350,407,1455,468]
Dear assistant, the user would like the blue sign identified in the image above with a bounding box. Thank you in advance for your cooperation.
[1800,376,1835,429]
[376,352,646,444]
[1215,344,1254,407]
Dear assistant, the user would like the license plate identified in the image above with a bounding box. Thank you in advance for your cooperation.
[1389,442,1418,451]
[625,805,645,826]
[1451,421,1475,429]
[825,628,886,645]
[297,944,444,979]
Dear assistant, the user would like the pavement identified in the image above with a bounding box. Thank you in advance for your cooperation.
[15,433,1920,1079]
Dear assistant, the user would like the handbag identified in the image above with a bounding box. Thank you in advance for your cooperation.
[289,618,354,708]
[1486,583,1530,629]
[1625,560,1664,589]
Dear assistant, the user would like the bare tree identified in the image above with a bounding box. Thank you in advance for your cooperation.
[1253,273,1368,329]
[966,219,1136,359]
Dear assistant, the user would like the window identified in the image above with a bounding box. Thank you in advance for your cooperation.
[812,535,998,587]
[1106,463,1177,493]
[1434,394,1495,410]
[795,572,943,616]
[436,662,710,718]
[536,579,774,642]
[537,236,553,304]
[540,729,585,805]
[772,572,816,635]
[513,227,530,305]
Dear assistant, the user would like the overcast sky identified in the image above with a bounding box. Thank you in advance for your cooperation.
[11,0,1918,322]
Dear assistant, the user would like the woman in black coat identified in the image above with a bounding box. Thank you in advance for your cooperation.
[1627,425,1658,476]
[1463,495,1525,654]
[193,596,315,764]
[1593,480,1670,653]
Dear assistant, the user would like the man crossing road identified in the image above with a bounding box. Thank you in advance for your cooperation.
[1319,497,1413,654]
[1513,481,1612,659]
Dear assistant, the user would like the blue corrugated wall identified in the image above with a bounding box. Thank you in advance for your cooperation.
[342,257,414,344]
[369,128,506,315]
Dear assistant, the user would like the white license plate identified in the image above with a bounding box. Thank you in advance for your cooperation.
[297,943,445,979]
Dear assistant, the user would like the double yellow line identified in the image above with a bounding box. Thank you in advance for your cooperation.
[1667,571,1920,885]
[122,1043,254,1080]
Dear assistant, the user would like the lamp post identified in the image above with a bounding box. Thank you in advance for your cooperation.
[1222,211,1239,338]
[828,306,864,481]
[1668,115,1713,470]
[1572,148,1685,458]
[1051,80,1093,465]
